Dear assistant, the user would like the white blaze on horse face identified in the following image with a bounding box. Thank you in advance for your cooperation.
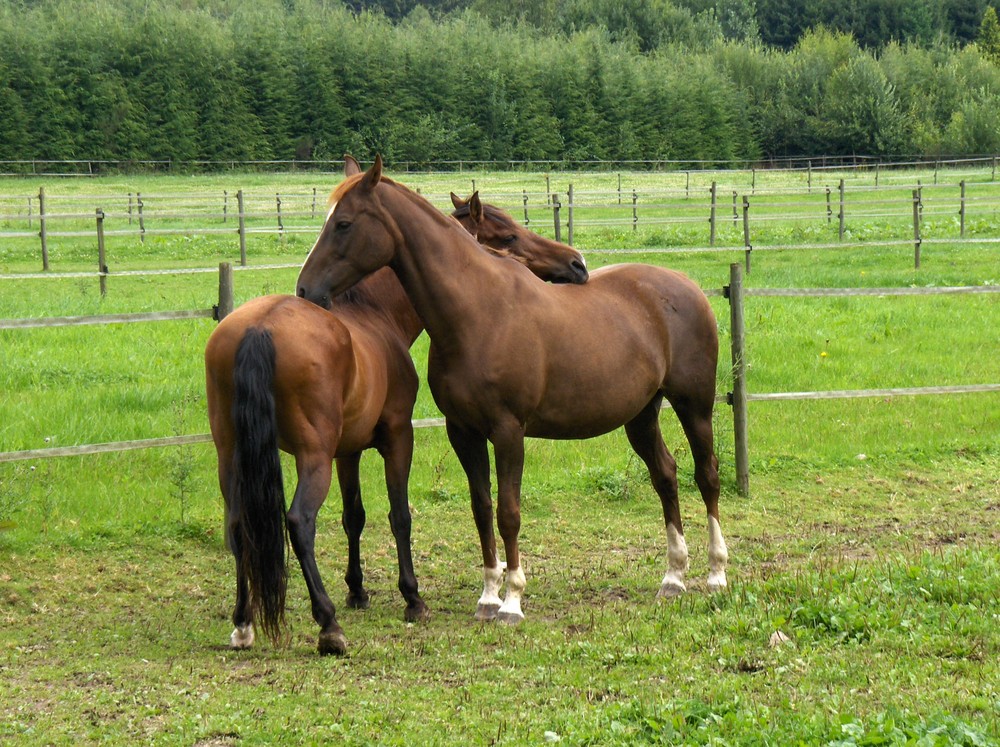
[302,202,338,266]
[707,515,729,590]
[230,623,254,649]
[658,524,689,597]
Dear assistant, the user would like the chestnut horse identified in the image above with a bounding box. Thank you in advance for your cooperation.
[205,157,587,655]
[296,156,728,625]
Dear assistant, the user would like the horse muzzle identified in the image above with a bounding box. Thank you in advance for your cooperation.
[297,285,332,310]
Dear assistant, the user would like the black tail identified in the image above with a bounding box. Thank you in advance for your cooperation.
[230,328,288,643]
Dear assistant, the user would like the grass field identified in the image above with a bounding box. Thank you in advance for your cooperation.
[1,167,998,745]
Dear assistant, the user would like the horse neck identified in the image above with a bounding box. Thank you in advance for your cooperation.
[384,185,513,350]
[336,267,424,347]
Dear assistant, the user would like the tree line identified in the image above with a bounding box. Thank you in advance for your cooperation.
[1,0,999,169]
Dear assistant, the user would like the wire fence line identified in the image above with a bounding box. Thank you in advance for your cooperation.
[1,273,996,486]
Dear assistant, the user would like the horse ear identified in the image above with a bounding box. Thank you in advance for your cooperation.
[361,154,383,191]
[344,154,362,176]
[450,192,466,209]
[469,191,483,224]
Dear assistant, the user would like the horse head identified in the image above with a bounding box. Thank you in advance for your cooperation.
[451,192,588,285]
[298,154,399,309]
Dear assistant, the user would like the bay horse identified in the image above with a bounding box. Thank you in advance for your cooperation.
[205,157,588,655]
[296,156,729,625]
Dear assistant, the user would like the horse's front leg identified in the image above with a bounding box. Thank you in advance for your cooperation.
[336,453,370,610]
[491,421,527,625]
[288,458,347,655]
[378,418,429,622]
[446,420,504,621]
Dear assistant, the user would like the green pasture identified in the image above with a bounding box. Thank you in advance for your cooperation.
[1,168,997,745]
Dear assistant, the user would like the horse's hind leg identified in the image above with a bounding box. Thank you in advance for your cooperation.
[336,453,370,610]
[624,397,689,598]
[671,395,728,592]
[226,499,256,649]
[287,457,347,655]
[217,450,255,648]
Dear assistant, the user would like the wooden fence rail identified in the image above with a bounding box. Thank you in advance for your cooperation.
[2,264,997,504]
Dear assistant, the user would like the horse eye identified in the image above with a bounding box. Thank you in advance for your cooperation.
[335,221,352,231]
[502,235,516,245]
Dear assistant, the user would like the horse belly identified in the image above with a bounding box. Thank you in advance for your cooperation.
[524,384,657,440]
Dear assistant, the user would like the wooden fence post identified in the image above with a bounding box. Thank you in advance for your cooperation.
[96,208,108,297]
[522,190,530,225]
[223,190,228,224]
[807,160,812,193]
[727,262,750,498]
[742,196,752,273]
[552,193,561,243]
[732,191,738,225]
[826,187,832,224]
[276,193,284,236]
[632,190,638,231]
[216,262,234,321]
[838,179,846,240]
[959,180,966,238]
[38,187,49,271]
[709,181,717,246]
[567,184,574,246]
[912,189,922,269]
[237,189,247,266]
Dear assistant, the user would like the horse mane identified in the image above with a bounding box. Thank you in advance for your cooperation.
[328,174,454,231]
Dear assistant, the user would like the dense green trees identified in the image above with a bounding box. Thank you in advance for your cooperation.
[1,0,999,167]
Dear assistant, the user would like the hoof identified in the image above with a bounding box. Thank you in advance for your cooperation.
[496,609,525,626]
[657,582,686,599]
[318,629,348,656]
[346,591,371,610]
[475,602,500,622]
[405,602,430,623]
[707,572,728,592]
[230,625,254,649]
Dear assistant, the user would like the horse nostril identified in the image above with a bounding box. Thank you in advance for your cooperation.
[573,260,589,281]
[297,287,306,298]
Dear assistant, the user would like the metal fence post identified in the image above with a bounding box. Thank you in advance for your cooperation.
[960,180,966,238]
[137,192,145,243]
[237,189,247,266]
[709,181,717,246]
[38,187,49,271]
[727,263,750,498]
[96,208,108,297]
[838,179,845,240]
[742,196,752,273]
